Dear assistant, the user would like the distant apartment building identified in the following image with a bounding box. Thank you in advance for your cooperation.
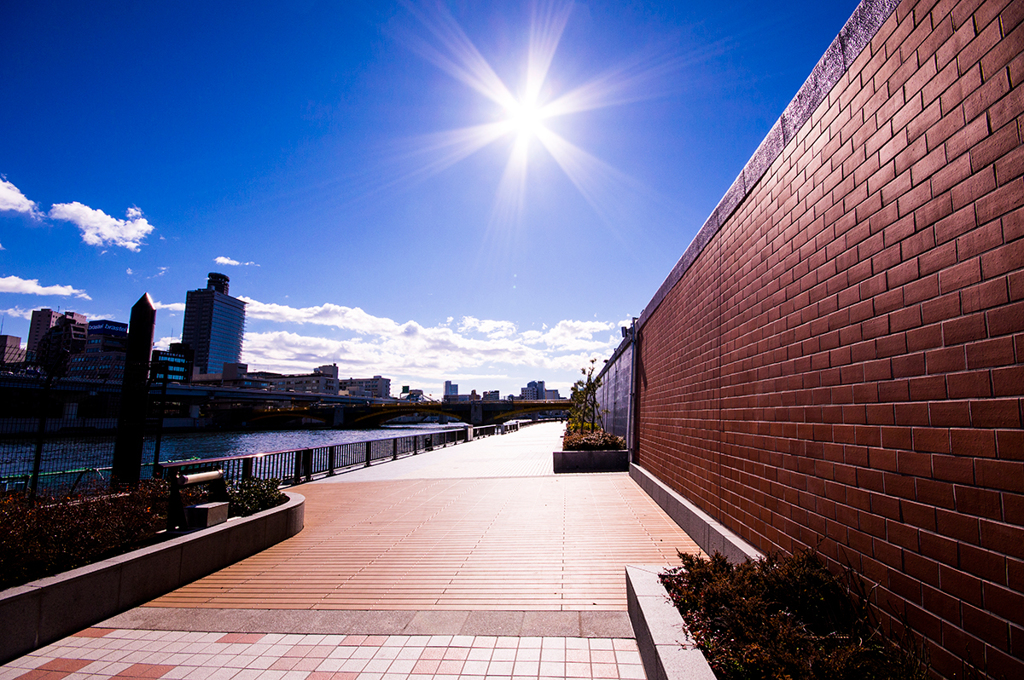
[545,389,562,400]
[339,375,391,399]
[182,272,246,375]
[444,380,458,396]
[255,364,341,395]
[482,390,501,401]
[28,309,87,353]
[66,320,129,382]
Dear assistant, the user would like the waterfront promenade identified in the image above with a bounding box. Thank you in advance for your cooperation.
[1,422,701,680]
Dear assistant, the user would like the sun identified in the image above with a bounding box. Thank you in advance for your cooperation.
[504,99,547,141]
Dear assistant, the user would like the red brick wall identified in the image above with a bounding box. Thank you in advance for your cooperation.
[636,0,1024,676]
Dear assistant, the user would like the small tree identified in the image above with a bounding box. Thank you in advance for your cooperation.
[568,359,603,433]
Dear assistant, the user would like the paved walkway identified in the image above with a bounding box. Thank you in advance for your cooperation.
[1,422,701,680]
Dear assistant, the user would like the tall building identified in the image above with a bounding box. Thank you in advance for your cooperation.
[520,380,546,400]
[28,309,86,352]
[444,380,458,396]
[35,315,88,373]
[181,272,246,375]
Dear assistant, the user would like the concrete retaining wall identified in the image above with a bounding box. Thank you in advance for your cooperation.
[631,0,1024,675]
[0,491,305,664]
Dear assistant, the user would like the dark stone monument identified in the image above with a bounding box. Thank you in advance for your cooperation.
[112,293,156,487]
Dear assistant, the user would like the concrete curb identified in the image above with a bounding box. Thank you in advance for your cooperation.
[0,491,305,664]
[630,464,761,564]
[626,565,716,680]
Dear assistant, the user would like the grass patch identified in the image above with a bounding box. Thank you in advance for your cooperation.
[660,550,927,680]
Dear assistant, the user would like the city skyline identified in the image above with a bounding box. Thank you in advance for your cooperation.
[0,0,859,395]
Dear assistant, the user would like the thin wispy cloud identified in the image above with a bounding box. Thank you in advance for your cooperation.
[0,177,43,219]
[0,275,91,300]
[215,256,259,266]
[0,307,34,320]
[153,301,185,312]
[49,203,154,252]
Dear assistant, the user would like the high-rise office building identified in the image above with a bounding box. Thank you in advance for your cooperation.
[181,272,246,375]
[444,380,458,396]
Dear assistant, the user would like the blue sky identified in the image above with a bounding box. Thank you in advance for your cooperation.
[1,0,858,397]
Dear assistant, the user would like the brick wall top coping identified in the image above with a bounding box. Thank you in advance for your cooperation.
[637,0,900,330]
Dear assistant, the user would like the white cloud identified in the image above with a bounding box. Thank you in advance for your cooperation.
[126,268,133,275]
[215,256,259,266]
[0,275,91,300]
[0,177,42,219]
[0,306,34,320]
[49,203,154,251]
[235,296,621,386]
[153,301,185,312]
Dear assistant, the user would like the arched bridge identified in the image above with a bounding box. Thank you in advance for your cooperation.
[315,400,568,428]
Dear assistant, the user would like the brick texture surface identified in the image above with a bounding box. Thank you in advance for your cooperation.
[636,0,1024,677]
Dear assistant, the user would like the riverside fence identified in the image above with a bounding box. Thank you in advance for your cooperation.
[155,423,513,486]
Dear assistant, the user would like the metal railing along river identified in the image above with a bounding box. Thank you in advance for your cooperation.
[155,423,514,486]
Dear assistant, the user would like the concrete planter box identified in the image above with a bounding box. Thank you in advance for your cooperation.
[0,491,305,665]
[626,565,716,680]
[552,449,630,473]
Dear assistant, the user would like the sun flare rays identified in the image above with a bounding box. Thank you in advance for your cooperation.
[394,0,686,233]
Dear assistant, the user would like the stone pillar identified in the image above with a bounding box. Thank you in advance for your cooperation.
[111,294,155,487]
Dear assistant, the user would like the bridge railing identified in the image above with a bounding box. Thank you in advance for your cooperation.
[155,425,490,486]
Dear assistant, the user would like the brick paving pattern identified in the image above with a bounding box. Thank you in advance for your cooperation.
[1,628,644,680]
[148,423,698,610]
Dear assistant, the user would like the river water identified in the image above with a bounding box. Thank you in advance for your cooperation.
[0,424,466,490]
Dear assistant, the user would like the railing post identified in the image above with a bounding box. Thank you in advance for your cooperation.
[328,445,336,476]
[365,440,372,467]
[242,457,253,481]
[303,449,313,482]
[392,437,398,460]
[293,450,302,485]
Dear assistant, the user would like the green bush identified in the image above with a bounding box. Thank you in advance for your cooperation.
[562,430,626,451]
[660,550,927,680]
[227,477,286,517]
[0,481,169,591]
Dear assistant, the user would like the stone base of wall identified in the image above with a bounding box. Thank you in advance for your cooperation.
[630,465,760,564]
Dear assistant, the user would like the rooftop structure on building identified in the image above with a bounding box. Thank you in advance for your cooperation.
[181,272,246,376]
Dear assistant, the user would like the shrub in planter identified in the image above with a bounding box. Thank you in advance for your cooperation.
[0,480,170,591]
[226,477,286,517]
[562,430,626,451]
[660,550,927,680]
